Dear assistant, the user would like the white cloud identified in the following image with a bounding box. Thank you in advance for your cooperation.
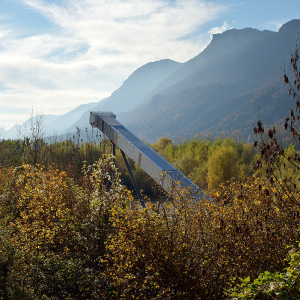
[0,0,227,129]
[208,21,233,38]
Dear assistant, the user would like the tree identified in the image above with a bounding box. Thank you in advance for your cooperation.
[153,137,172,151]
[16,108,45,165]
[27,109,45,165]
[194,132,202,140]
[207,145,238,190]
[240,143,255,177]
[231,129,245,144]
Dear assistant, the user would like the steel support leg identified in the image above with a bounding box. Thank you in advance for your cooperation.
[112,142,116,180]
[112,143,116,157]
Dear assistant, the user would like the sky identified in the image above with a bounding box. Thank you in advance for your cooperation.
[0,0,300,130]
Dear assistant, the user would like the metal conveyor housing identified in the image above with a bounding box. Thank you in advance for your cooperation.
[90,111,209,201]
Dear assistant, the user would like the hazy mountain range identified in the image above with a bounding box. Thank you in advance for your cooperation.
[4,19,300,142]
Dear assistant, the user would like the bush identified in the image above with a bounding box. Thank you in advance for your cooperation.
[226,243,300,299]
[0,155,130,299]
[104,175,300,299]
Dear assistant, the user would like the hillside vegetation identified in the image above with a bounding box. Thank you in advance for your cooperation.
[0,134,300,298]
[1,119,300,299]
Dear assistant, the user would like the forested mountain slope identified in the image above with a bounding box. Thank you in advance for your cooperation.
[4,20,299,142]
[119,20,300,142]
[143,27,274,101]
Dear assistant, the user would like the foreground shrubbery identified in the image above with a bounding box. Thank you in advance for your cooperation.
[0,155,299,299]
[104,176,300,299]
[227,244,300,299]
[0,156,129,299]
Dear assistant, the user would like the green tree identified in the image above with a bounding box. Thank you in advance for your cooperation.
[153,137,172,152]
[240,143,255,178]
[207,145,238,190]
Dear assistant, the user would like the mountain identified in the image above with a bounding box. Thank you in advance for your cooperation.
[98,59,182,113]
[67,59,182,132]
[143,27,275,102]
[119,19,300,142]
[4,20,300,143]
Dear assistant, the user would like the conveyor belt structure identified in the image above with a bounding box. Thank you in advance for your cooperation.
[90,111,211,202]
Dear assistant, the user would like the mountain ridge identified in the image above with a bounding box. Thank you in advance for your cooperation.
[118,19,300,142]
[67,58,182,133]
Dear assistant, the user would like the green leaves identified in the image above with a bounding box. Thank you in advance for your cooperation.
[227,246,300,299]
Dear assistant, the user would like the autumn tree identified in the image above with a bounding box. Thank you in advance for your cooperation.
[207,145,238,190]
[152,137,172,152]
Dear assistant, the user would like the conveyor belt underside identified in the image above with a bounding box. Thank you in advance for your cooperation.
[90,111,207,199]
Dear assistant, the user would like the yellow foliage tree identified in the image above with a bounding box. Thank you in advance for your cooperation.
[207,145,238,190]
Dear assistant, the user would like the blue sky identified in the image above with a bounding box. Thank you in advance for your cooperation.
[0,0,299,130]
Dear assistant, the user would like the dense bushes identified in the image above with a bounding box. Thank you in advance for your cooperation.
[0,155,128,299]
[0,127,299,298]
[103,176,300,299]
[1,159,300,298]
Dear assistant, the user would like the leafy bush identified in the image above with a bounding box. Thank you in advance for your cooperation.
[0,155,129,299]
[104,175,300,299]
[226,244,300,299]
